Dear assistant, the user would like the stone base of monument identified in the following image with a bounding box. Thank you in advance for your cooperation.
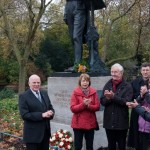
[48,74,110,150]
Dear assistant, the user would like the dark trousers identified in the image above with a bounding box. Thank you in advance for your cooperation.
[26,129,50,150]
[139,131,150,150]
[65,1,87,64]
[73,128,94,150]
[105,129,128,150]
[127,109,140,149]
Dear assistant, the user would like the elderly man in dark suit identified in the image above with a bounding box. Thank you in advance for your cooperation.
[19,74,55,150]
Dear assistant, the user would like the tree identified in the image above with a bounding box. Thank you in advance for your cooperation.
[36,25,73,73]
[133,0,150,65]
[95,0,141,64]
[94,0,150,71]
[0,0,53,93]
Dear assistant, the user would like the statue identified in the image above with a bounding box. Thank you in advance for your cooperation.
[64,0,107,74]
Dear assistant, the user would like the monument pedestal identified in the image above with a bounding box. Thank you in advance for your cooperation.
[48,73,110,149]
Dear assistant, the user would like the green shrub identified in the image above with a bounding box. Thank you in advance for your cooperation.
[0,88,16,100]
[0,98,18,111]
[0,98,23,134]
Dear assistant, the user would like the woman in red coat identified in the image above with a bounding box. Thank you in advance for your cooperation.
[70,73,100,150]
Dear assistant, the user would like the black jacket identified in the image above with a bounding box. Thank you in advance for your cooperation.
[100,79,133,129]
[132,76,146,99]
[135,105,150,122]
[19,89,55,143]
[127,76,146,148]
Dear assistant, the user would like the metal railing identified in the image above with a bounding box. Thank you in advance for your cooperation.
[0,132,25,149]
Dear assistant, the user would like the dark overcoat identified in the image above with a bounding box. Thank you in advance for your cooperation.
[19,89,55,143]
[100,79,133,129]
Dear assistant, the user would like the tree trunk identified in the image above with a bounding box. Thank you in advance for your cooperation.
[18,61,27,94]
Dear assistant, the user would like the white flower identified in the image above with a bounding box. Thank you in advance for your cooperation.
[50,138,53,142]
[59,141,64,146]
[50,138,52,142]
[59,133,63,138]
[57,131,61,134]
[50,136,56,141]
[68,145,71,149]
[61,138,65,141]
[69,137,73,142]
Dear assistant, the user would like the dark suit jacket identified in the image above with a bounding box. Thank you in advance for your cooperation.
[19,89,55,143]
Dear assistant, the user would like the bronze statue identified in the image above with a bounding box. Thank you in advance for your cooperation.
[64,0,107,74]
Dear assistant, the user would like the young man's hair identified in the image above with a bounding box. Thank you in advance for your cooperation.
[141,62,150,68]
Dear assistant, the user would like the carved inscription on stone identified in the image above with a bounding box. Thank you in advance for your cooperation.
[54,90,71,107]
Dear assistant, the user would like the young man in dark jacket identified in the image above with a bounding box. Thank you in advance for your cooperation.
[127,62,150,150]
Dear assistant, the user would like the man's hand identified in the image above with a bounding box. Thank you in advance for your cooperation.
[140,85,148,97]
[126,99,138,108]
[42,110,54,118]
[104,90,114,100]
[142,106,150,112]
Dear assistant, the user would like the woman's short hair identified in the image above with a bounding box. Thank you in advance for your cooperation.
[78,73,91,86]
[111,63,124,74]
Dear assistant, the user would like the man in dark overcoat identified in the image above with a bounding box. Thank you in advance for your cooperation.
[100,63,133,150]
[19,74,55,150]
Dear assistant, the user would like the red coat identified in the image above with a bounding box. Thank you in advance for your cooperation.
[70,86,100,130]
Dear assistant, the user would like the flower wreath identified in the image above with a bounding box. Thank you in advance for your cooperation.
[74,60,90,73]
[49,129,73,150]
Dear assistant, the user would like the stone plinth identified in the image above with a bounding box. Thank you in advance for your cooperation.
[48,73,111,149]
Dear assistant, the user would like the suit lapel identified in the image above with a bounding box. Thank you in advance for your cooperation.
[40,91,48,109]
[28,89,43,105]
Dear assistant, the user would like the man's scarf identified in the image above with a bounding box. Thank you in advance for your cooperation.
[112,79,122,92]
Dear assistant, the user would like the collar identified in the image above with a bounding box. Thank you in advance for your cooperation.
[30,88,40,95]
